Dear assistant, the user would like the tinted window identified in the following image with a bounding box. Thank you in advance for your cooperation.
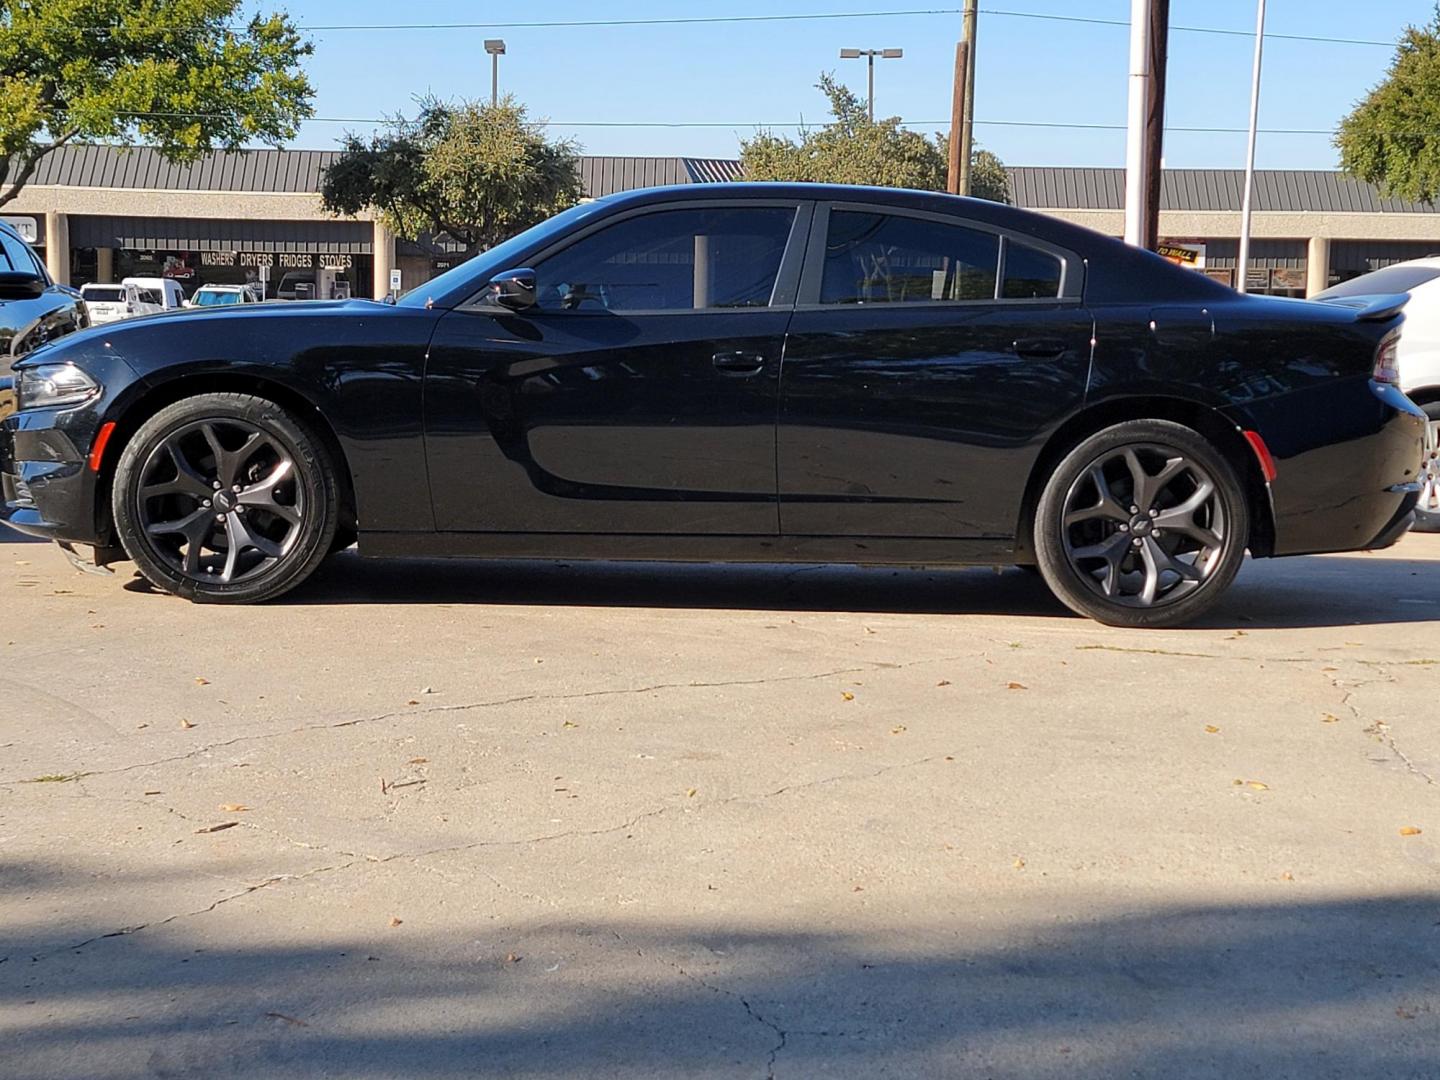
[821,211,998,304]
[1315,264,1440,299]
[1002,241,1063,299]
[0,230,29,273]
[82,286,126,303]
[535,207,796,312]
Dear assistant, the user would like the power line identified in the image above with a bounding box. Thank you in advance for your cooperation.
[45,7,1399,48]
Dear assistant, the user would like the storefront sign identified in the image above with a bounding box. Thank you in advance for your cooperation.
[199,250,353,271]
[1158,241,1206,269]
[2,216,39,243]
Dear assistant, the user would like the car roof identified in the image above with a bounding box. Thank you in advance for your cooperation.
[197,284,247,290]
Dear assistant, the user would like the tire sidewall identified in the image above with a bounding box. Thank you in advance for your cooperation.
[112,393,339,603]
[1034,419,1251,628]
[1415,401,1440,532]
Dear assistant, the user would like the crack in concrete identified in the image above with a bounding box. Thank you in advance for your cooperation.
[0,661,928,788]
[611,929,787,1079]
[1318,669,1439,790]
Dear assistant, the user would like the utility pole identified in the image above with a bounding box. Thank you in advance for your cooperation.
[1236,0,1267,293]
[956,0,978,195]
[947,40,968,194]
[1142,0,1170,250]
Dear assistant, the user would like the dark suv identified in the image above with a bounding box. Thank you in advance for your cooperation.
[0,219,88,420]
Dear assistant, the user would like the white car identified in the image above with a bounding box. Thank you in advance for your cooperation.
[1317,259,1440,530]
[122,276,186,311]
[79,282,162,325]
[188,284,262,307]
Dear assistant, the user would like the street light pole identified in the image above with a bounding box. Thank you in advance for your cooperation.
[1236,0,1267,293]
[840,48,904,122]
[484,39,507,107]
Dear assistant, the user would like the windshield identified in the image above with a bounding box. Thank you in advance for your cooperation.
[1315,264,1440,299]
[192,290,241,306]
[82,287,125,303]
[397,200,612,309]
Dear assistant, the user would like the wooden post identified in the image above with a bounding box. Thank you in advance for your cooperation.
[948,41,968,195]
[1141,0,1170,250]
[956,0,978,196]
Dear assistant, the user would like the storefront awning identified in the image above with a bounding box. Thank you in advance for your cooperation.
[68,215,372,254]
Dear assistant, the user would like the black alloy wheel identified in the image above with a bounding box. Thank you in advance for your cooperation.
[1415,401,1440,533]
[1035,420,1250,627]
[113,393,339,603]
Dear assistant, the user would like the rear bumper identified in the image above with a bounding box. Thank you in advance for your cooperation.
[1246,379,1427,557]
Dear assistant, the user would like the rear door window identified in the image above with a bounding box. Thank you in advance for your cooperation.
[820,211,999,304]
[1002,241,1063,299]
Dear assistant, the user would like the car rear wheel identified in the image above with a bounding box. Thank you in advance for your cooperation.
[1034,420,1250,628]
[1415,401,1440,533]
[112,392,339,603]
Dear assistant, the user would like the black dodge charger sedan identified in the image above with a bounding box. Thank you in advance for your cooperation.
[0,184,1427,626]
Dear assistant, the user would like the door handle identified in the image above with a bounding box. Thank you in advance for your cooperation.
[712,350,767,374]
[1013,337,1068,360]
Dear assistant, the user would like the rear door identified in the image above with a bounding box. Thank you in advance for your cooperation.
[425,200,811,534]
[778,203,1093,539]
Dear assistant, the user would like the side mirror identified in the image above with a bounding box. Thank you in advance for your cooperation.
[487,268,537,312]
[0,271,46,300]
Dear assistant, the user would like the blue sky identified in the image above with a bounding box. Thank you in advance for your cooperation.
[273,0,1433,169]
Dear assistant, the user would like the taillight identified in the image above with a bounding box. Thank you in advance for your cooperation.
[1374,330,1401,385]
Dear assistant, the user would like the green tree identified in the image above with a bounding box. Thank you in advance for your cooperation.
[1336,6,1440,201]
[0,0,313,208]
[742,73,1009,203]
[321,97,584,255]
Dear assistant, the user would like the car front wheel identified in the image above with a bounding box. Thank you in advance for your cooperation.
[1034,420,1250,628]
[112,392,340,603]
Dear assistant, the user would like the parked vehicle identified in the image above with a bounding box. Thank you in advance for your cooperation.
[122,276,186,311]
[188,284,262,308]
[0,218,88,422]
[1,184,1428,625]
[80,282,161,325]
[1316,260,1440,530]
[276,270,314,301]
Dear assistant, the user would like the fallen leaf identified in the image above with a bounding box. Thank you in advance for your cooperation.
[406,699,419,706]
[1322,714,1341,724]
[505,952,522,964]
[1236,780,1269,791]
[841,691,855,701]
[1006,682,1027,691]
[890,725,907,735]
[421,686,437,695]
[936,680,951,687]
[144,790,162,796]
[686,787,698,798]
[562,720,579,729]
[388,916,403,927]
[407,757,428,765]
[1013,857,1026,870]
[179,718,195,730]
[264,1012,309,1027]
[218,803,250,813]
[1400,826,1423,837]
[194,822,239,834]
[1204,725,1221,734]
[1281,871,1295,881]
[194,677,210,686]
[852,884,864,892]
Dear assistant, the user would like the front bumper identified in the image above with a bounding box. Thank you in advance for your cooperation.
[0,416,108,544]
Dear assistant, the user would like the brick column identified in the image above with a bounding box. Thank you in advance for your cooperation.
[43,210,69,285]
[1306,236,1331,297]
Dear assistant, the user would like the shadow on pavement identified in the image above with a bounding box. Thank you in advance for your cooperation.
[272,549,1439,630]
[3,879,1437,1079]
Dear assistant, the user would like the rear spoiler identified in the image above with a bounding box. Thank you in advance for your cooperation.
[1312,292,1410,322]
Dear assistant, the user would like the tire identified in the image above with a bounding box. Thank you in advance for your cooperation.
[1033,419,1250,628]
[112,392,340,603]
[1414,401,1440,533]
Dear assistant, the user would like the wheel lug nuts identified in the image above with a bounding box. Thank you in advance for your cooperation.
[1133,538,1144,547]
[1149,508,1159,517]
[1154,529,1164,537]
[236,505,245,513]
[233,485,242,493]
[202,499,211,508]
[1119,524,1129,532]
[1130,505,1139,514]
[212,480,222,490]
[215,514,226,522]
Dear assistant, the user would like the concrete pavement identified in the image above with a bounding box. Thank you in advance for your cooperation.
[2,530,1438,1078]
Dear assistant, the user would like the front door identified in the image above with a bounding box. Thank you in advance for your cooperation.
[425,202,810,534]
[778,205,1093,539]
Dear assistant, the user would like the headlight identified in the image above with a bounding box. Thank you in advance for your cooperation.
[16,363,101,410]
